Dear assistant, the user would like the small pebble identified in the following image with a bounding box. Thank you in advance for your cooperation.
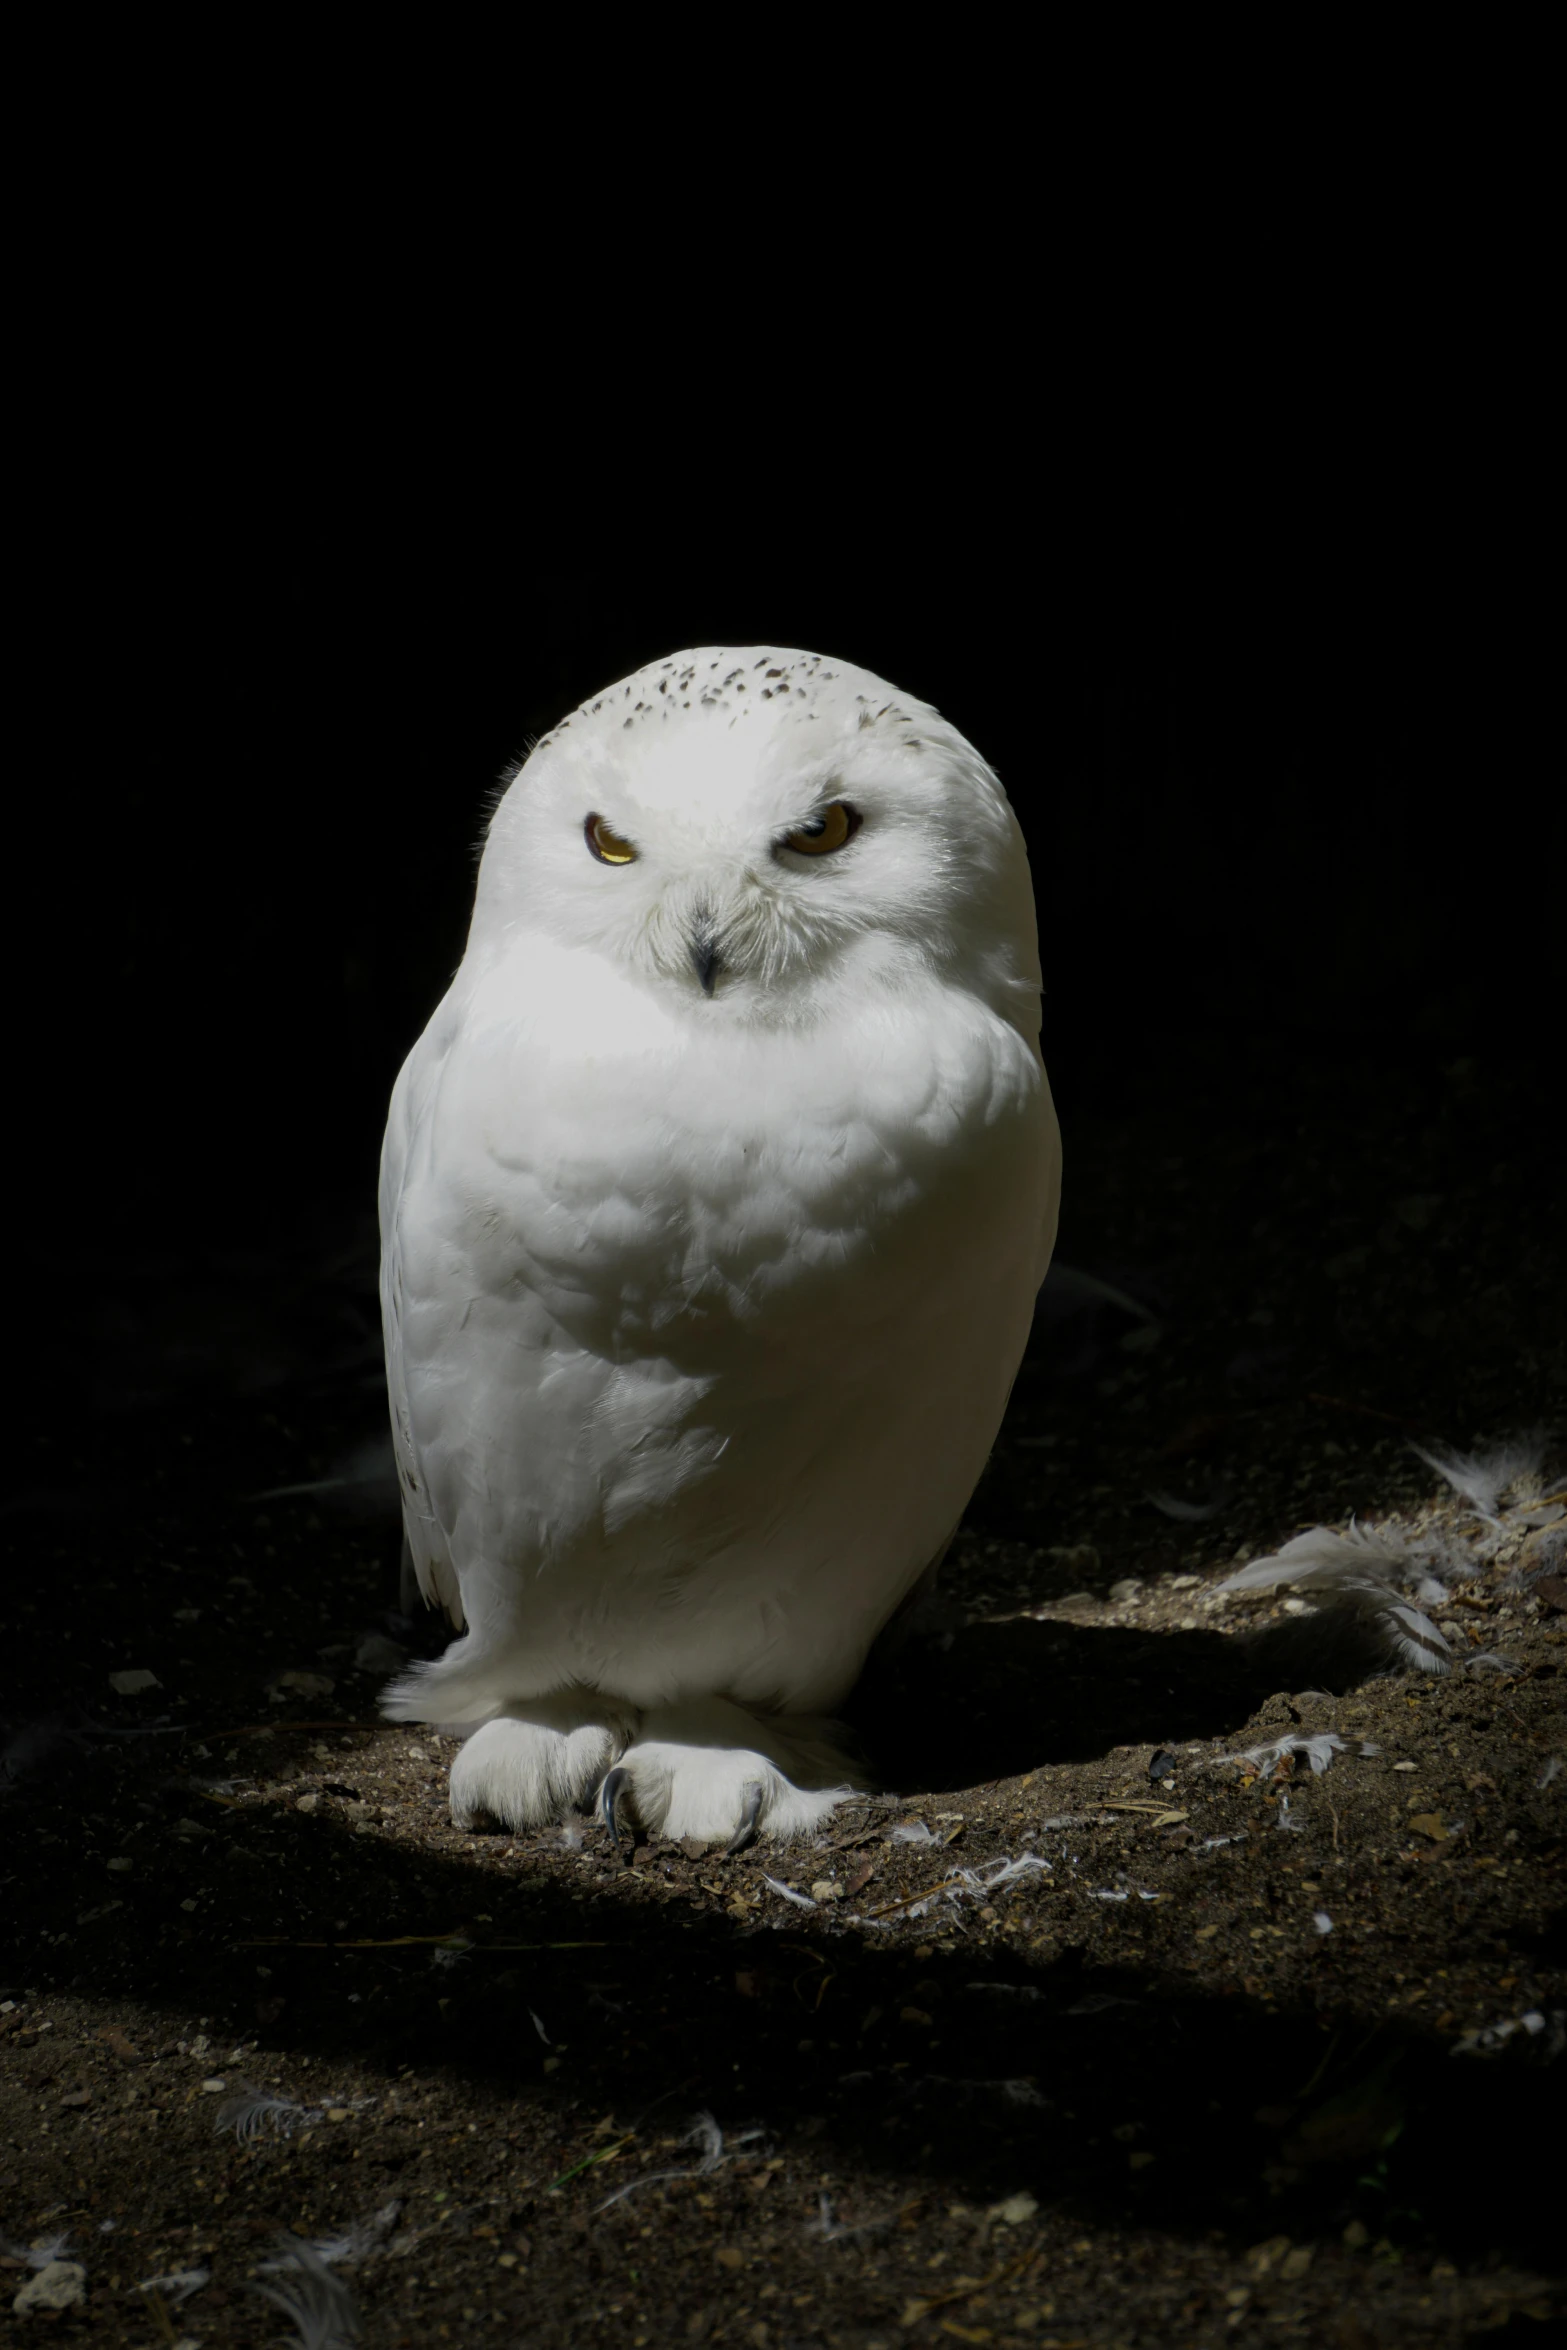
[989,2192,1039,2225]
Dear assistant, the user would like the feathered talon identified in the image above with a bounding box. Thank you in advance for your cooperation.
[724,1779,766,1856]
[599,1764,632,1845]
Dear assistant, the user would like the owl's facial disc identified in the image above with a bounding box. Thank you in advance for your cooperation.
[475,648,1039,1027]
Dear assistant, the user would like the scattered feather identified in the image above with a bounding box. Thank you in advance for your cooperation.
[214,2083,370,2141]
[0,2230,72,2268]
[215,2085,315,2141]
[529,2009,551,2047]
[762,1876,818,1909]
[1039,1262,1159,1325]
[247,1434,400,1517]
[949,1853,1052,1898]
[888,1821,937,1844]
[809,2190,900,2242]
[1216,1525,1451,1674]
[594,2112,731,2211]
[1538,1757,1562,1789]
[1409,1435,1547,1524]
[1145,1486,1229,1522]
[136,2267,209,2304]
[258,2205,401,2272]
[1313,1912,1334,1935]
[1274,1795,1307,1832]
[252,2235,361,2346]
[1465,1651,1522,1676]
[1405,1531,1478,1586]
[1215,1734,1347,1776]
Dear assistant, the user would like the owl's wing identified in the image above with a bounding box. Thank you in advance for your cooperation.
[379,1026,466,1630]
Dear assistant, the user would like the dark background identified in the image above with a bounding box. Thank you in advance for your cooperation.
[30,504,1556,1285]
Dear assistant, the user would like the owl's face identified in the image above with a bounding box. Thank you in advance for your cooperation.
[473,648,1039,1027]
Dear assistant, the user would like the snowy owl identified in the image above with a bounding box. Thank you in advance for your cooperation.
[379,648,1061,1845]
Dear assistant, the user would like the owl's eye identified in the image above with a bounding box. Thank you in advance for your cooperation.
[585,813,638,865]
[779,801,860,857]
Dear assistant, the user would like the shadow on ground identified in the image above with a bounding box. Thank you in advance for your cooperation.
[849,1611,1401,1790]
[10,1725,1562,2285]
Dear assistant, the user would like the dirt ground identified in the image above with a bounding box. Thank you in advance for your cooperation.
[3,1033,1563,2349]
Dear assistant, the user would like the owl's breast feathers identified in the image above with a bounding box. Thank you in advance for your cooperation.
[380,958,1059,1684]
[436,958,1046,1329]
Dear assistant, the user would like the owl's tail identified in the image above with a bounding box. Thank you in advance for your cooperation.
[379,1638,516,1729]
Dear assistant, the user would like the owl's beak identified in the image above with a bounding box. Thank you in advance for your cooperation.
[690,927,722,996]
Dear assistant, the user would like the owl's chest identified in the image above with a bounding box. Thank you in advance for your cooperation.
[421,992,1040,1354]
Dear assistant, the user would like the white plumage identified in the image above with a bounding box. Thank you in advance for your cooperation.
[379,648,1060,1841]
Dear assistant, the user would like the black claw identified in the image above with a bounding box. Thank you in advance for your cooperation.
[725,1779,766,1857]
[599,1764,631,1846]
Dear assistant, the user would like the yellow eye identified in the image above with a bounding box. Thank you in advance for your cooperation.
[585,812,638,865]
[781,801,860,857]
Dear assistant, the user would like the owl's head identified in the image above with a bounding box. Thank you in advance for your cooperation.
[473,648,1040,1030]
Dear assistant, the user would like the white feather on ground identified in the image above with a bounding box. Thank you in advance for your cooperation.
[810,2189,906,2241]
[1408,1435,1548,1524]
[0,2230,72,2268]
[257,2204,402,2271]
[214,2084,368,2141]
[594,2113,763,2213]
[252,2236,360,2347]
[135,2266,208,2304]
[1145,1486,1229,1522]
[1216,1526,1452,1674]
[1213,1733,1349,1775]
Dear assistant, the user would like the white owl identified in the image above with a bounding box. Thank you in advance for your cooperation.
[380,648,1061,1846]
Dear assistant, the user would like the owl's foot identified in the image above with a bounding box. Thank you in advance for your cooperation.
[600,1697,865,1845]
[448,1693,638,1832]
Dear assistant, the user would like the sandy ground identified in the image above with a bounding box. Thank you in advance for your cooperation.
[3,1035,1563,2348]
